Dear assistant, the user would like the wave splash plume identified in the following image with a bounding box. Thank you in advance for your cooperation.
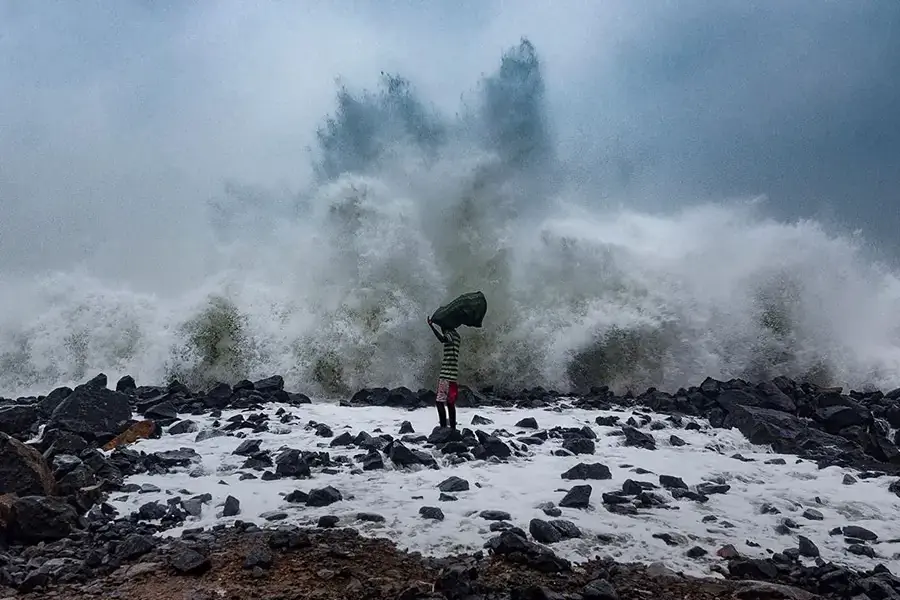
[1,39,899,398]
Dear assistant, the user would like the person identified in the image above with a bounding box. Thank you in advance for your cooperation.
[427,316,461,429]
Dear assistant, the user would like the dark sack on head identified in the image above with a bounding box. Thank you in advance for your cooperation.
[431,291,487,330]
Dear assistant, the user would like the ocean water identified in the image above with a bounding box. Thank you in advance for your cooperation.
[1,40,899,399]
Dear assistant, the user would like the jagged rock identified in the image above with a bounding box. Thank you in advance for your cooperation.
[307,486,342,507]
[438,476,470,492]
[529,518,562,544]
[168,420,198,435]
[223,495,241,517]
[562,438,595,455]
[419,506,444,521]
[0,405,38,436]
[561,462,611,480]
[0,432,56,495]
[169,543,211,574]
[274,449,311,478]
[36,386,73,418]
[621,426,656,450]
[47,384,133,441]
[560,484,592,508]
[10,495,81,542]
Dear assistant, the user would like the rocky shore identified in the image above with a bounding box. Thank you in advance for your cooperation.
[0,373,899,599]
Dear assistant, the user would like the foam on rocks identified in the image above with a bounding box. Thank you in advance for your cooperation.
[2,372,900,596]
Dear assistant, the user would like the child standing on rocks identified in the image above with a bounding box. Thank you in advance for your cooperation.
[427,317,460,429]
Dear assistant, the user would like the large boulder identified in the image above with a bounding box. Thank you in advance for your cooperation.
[47,385,132,441]
[36,386,73,419]
[0,432,56,496]
[0,405,39,436]
[10,496,81,543]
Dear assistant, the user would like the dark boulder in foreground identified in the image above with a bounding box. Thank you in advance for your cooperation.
[47,385,133,442]
[0,432,56,496]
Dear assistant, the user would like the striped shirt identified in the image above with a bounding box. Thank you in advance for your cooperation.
[439,329,461,382]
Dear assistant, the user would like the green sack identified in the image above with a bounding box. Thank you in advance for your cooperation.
[431,291,487,330]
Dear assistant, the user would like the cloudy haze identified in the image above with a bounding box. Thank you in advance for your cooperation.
[2,0,899,278]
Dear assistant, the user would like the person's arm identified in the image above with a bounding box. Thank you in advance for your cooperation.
[427,318,447,343]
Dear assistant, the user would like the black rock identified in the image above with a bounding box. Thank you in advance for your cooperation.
[145,401,178,420]
[798,535,820,558]
[168,420,198,435]
[330,432,354,447]
[659,475,688,490]
[516,417,539,429]
[621,426,656,450]
[399,421,414,434]
[317,515,339,528]
[223,495,241,517]
[117,534,156,560]
[10,496,81,542]
[233,439,262,456]
[669,435,687,447]
[559,484,592,509]
[0,405,38,436]
[561,462,611,480]
[361,450,384,471]
[243,546,274,569]
[529,518,562,544]
[47,385,133,441]
[562,438,595,455]
[582,579,619,600]
[438,476,470,493]
[274,449,311,478]
[0,432,55,496]
[419,506,444,521]
[169,543,211,574]
[307,486,342,507]
[480,510,512,521]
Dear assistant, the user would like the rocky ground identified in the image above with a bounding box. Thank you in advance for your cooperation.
[0,373,899,599]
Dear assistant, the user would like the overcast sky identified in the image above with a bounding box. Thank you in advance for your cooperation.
[2,0,898,276]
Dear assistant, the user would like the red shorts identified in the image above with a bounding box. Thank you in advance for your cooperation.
[436,379,458,406]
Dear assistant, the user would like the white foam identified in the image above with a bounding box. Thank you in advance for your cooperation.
[106,402,900,577]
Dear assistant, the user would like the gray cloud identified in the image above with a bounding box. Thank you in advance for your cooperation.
[2,0,898,280]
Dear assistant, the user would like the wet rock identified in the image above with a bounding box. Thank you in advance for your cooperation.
[274,449,311,478]
[233,439,262,456]
[10,495,80,542]
[802,508,824,521]
[0,432,56,495]
[419,506,444,521]
[621,427,656,450]
[47,384,133,441]
[529,518,562,544]
[582,579,619,600]
[307,486,342,507]
[243,546,274,570]
[515,417,538,429]
[798,535,819,558]
[559,484,592,509]
[169,543,210,575]
[659,475,688,490]
[480,510,512,521]
[0,405,38,436]
[117,534,156,560]
[561,438,595,455]
[168,420,198,435]
[438,476,470,493]
[223,495,241,517]
[361,450,384,471]
[317,515,339,528]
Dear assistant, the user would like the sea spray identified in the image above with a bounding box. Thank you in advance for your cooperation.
[1,40,899,397]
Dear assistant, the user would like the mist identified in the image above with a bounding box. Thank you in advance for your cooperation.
[1,1,899,397]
